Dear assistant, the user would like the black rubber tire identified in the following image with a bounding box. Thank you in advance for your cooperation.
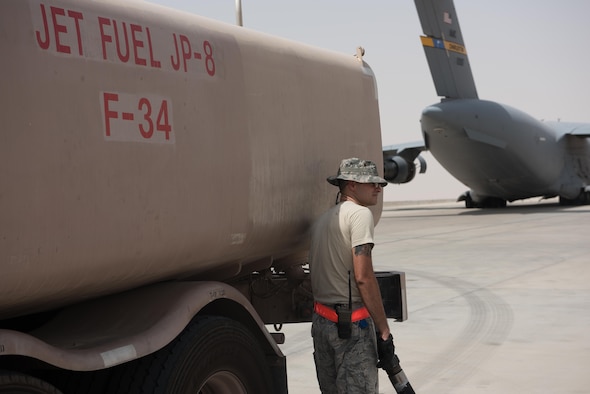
[110,315,274,394]
[0,371,63,394]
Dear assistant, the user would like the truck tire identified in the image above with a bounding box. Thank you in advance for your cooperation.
[0,371,63,394]
[111,315,275,394]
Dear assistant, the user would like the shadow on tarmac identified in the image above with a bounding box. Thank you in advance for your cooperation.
[383,199,590,217]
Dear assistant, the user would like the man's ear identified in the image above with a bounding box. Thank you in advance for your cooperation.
[340,180,351,193]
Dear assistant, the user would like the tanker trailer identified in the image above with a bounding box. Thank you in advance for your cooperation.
[0,0,406,392]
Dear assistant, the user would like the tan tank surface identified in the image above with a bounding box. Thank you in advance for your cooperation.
[0,1,402,392]
[1,0,382,319]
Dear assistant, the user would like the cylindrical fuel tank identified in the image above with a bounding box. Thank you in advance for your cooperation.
[0,0,383,318]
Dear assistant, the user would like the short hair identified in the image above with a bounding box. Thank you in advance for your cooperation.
[338,180,350,192]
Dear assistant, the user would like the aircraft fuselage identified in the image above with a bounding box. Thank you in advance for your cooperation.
[421,99,589,202]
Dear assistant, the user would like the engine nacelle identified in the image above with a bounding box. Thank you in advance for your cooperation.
[383,155,426,184]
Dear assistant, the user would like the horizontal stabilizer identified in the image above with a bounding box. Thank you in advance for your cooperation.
[414,0,478,99]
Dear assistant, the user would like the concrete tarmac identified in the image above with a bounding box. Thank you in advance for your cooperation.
[277,199,590,394]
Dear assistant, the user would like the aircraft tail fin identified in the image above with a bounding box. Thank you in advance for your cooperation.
[414,0,478,99]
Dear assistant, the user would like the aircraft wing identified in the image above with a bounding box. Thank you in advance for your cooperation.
[547,122,590,138]
[383,141,427,162]
[568,124,590,137]
[382,141,427,184]
[414,0,478,99]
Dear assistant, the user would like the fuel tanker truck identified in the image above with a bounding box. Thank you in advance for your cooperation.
[0,0,408,392]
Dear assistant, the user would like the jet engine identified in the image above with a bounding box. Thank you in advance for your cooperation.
[383,155,427,184]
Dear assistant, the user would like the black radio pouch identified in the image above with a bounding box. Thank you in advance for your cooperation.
[335,270,354,339]
[335,305,352,339]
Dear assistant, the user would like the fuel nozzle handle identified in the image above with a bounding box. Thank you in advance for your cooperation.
[376,333,415,394]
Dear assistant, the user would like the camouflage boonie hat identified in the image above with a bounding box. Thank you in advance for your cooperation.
[327,157,388,187]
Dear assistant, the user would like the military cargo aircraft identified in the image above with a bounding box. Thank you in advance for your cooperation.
[383,0,590,208]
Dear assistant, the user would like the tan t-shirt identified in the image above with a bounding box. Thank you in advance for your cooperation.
[309,200,375,305]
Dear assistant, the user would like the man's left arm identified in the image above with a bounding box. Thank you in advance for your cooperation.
[352,244,390,340]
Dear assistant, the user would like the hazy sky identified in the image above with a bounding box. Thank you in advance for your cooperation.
[147,0,590,201]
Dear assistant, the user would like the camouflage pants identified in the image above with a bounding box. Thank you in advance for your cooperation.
[311,313,378,394]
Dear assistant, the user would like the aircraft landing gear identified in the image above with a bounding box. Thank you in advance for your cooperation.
[458,192,507,208]
[559,190,590,206]
[480,197,507,208]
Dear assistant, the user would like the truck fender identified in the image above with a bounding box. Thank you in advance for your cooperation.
[0,281,284,372]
